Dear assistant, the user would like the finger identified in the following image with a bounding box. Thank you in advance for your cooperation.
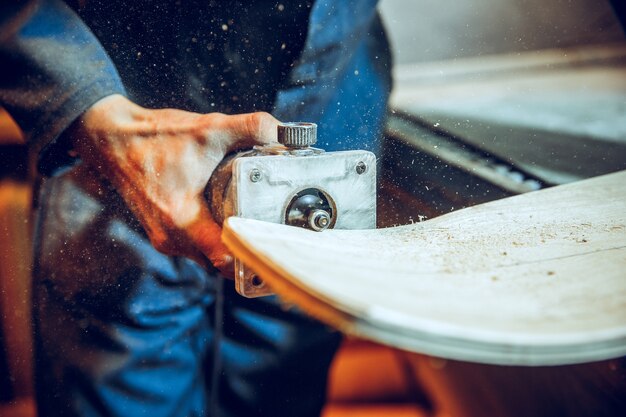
[212,112,279,151]
[186,249,234,279]
[185,206,236,279]
[134,199,235,278]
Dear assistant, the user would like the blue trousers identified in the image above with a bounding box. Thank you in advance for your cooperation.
[32,166,341,417]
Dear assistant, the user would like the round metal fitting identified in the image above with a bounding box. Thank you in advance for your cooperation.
[249,168,262,182]
[251,274,264,287]
[356,161,367,175]
[308,209,331,232]
[277,122,317,148]
[285,188,336,231]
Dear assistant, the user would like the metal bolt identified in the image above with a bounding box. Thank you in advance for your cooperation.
[318,216,329,228]
[356,161,367,175]
[308,209,331,232]
[250,168,262,182]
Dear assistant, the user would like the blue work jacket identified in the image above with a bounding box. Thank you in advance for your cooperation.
[0,0,392,174]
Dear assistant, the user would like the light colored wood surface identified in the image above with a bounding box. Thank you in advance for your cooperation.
[222,171,626,366]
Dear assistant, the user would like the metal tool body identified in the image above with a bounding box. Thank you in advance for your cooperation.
[208,122,376,297]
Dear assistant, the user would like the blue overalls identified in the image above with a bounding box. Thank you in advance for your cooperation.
[0,1,392,416]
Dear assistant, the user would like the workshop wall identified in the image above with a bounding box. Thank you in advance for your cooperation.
[379,0,625,65]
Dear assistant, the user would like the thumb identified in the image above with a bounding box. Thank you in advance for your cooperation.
[216,112,279,152]
[185,204,235,278]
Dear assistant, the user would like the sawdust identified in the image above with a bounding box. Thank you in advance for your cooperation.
[314,216,626,279]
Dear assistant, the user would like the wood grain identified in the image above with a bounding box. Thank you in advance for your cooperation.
[222,171,626,365]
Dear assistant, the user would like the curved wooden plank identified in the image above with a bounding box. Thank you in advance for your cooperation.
[222,171,626,365]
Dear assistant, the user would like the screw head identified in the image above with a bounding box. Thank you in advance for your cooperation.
[250,168,262,182]
[356,161,367,175]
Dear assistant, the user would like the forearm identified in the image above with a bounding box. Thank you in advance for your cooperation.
[0,0,126,175]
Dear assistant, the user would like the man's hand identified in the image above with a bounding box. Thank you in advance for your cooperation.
[69,94,278,275]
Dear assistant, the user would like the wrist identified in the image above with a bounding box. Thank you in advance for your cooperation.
[69,94,140,155]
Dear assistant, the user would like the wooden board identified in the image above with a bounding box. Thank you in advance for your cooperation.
[222,171,626,366]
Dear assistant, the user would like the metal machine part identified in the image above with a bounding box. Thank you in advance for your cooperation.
[285,188,335,231]
[277,122,317,148]
[208,122,377,297]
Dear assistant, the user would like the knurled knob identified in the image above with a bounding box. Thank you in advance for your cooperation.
[277,122,317,148]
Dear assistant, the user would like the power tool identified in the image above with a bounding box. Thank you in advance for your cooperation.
[208,122,376,297]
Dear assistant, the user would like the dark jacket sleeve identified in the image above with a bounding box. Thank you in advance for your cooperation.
[0,0,126,174]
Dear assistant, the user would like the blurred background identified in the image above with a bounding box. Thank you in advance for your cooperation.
[377,0,626,225]
[381,0,623,65]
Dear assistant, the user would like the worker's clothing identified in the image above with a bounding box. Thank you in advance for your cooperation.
[0,1,392,416]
